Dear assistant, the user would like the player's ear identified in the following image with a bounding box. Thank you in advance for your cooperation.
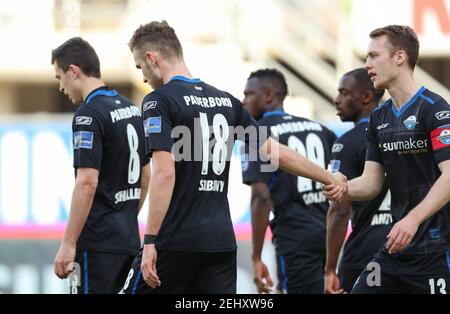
[361,90,374,105]
[68,64,82,79]
[395,50,407,67]
[146,51,158,66]
[264,87,274,103]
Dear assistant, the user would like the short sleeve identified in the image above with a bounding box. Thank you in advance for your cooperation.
[142,92,173,157]
[365,111,383,164]
[330,139,359,179]
[422,97,450,164]
[240,142,271,185]
[72,107,104,170]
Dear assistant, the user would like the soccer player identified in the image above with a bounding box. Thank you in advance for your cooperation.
[325,68,392,294]
[324,25,450,293]
[52,37,150,294]
[121,21,346,294]
[241,69,336,294]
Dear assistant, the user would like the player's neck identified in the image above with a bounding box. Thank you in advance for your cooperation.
[160,60,193,84]
[388,74,420,110]
[81,78,106,102]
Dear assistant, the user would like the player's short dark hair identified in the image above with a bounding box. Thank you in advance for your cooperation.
[51,37,101,78]
[344,68,385,104]
[247,68,288,101]
[369,25,419,70]
[128,20,183,59]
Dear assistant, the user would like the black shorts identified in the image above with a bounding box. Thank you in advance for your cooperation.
[351,250,450,294]
[276,252,324,294]
[338,268,363,292]
[121,249,236,294]
[72,251,135,294]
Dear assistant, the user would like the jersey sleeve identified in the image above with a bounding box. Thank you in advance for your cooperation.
[330,138,359,179]
[422,97,450,164]
[142,92,173,157]
[72,106,104,170]
[365,111,383,164]
[240,142,272,185]
[234,97,267,149]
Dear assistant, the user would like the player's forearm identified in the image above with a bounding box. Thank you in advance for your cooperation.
[325,200,352,273]
[146,168,175,235]
[347,175,382,201]
[63,181,96,245]
[251,197,271,262]
[407,171,450,225]
[138,164,151,213]
[260,138,335,185]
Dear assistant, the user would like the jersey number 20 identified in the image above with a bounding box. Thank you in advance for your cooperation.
[287,133,325,193]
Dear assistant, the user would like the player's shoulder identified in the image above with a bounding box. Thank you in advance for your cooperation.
[420,88,449,107]
[335,123,365,147]
[372,99,391,114]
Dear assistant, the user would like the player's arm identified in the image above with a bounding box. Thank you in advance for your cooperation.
[260,138,347,191]
[386,159,450,254]
[145,151,174,235]
[141,150,175,288]
[54,167,98,278]
[346,161,385,201]
[138,163,151,213]
[250,182,274,293]
[324,199,352,294]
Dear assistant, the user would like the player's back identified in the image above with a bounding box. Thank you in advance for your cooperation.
[255,111,336,252]
[142,77,259,252]
[73,87,147,255]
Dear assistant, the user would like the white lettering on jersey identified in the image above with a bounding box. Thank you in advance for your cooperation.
[376,123,389,130]
[198,180,225,192]
[435,111,450,121]
[110,105,141,123]
[75,116,92,125]
[382,138,429,152]
[371,189,392,226]
[183,95,233,108]
[270,121,322,137]
[302,191,326,205]
[114,188,141,204]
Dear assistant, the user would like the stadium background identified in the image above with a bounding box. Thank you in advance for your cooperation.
[0,0,449,293]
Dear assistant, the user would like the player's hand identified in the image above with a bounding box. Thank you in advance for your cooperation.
[253,260,273,294]
[324,271,346,294]
[386,214,419,254]
[141,244,161,289]
[54,241,76,279]
[322,172,348,202]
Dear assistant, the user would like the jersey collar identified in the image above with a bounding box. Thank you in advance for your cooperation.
[357,118,369,124]
[169,75,202,84]
[390,86,426,118]
[84,86,118,105]
[262,109,288,119]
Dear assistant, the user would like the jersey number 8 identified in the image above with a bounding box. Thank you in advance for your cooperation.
[127,124,140,184]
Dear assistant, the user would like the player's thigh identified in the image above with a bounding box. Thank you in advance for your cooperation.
[278,253,324,294]
[404,251,450,294]
[121,249,199,294]
[74,251,134,294]
[191,251,237,294]
[339,268,364,293]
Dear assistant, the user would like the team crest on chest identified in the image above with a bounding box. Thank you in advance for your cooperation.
[403,115,418,130]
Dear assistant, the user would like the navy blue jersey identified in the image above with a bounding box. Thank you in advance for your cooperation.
[73,86,149,255]
[366,87,450,254]
[241,110,336,254]
[330,120,392,270]
[142,76,261,252]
